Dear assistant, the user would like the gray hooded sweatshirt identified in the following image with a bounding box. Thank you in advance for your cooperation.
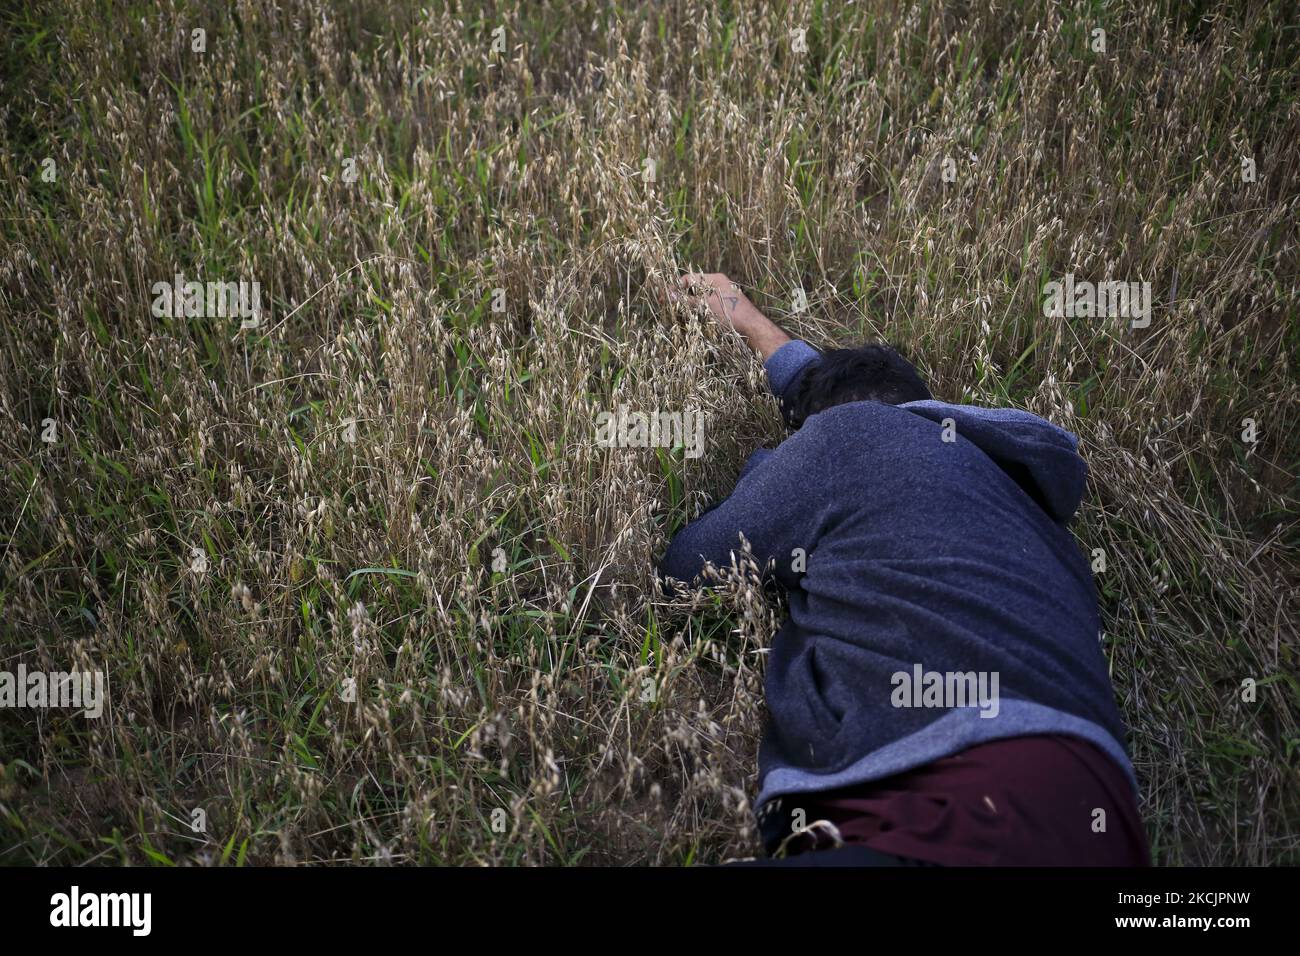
[659,339,1135,832]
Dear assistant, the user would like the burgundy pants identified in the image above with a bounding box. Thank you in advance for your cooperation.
[776,734,1150,866]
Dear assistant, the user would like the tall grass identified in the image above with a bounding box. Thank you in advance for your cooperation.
[1,0,1296,865]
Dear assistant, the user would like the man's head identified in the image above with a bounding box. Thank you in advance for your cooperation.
[785,343,931,427]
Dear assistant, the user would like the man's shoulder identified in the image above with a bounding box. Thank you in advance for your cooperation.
[766,402,925,470]
[797,400,931,438]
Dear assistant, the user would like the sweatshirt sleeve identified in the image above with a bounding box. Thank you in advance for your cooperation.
[738,447,774,480]
[763,339,821,424]
[659,421,831,589]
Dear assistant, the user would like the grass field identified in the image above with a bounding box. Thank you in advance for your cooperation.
[1,0,1297,866]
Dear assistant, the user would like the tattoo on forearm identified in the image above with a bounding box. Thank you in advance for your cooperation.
[724,296,739,314]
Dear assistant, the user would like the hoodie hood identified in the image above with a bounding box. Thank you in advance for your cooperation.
[897,400,1088,523]
[761,340,1089,522]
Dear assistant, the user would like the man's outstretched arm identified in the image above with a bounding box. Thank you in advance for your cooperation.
[676,272,822,422]
[676,272,792,360]
[657,272,834,590]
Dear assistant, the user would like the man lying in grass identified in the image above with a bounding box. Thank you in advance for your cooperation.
[661,273,1149,867]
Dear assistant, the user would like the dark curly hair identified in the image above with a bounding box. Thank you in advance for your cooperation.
[784,344,931,427]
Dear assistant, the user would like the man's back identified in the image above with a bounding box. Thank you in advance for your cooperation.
[662,280,1146,865]
[660,394,1135,814]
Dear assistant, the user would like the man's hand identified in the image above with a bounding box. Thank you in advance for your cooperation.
[674,272,793,361]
